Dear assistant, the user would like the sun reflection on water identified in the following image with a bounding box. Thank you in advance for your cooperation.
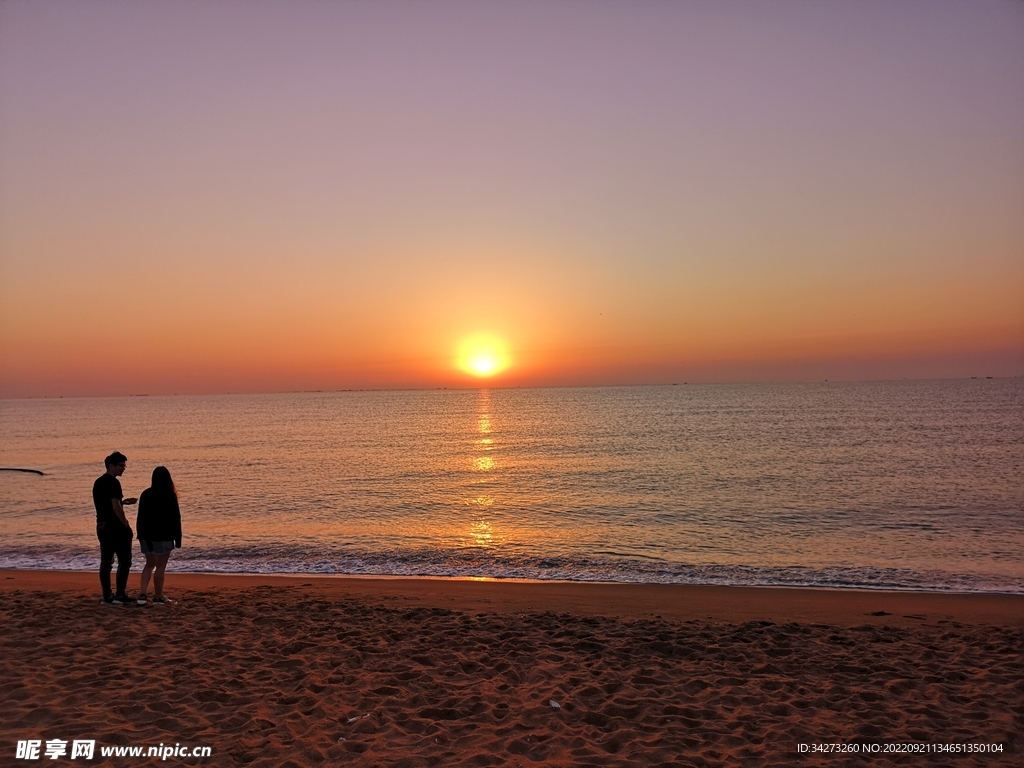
[471,390,496,473]
[462,390,502,548]
[469,520,494,547]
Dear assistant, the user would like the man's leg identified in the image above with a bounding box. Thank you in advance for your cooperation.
[98,525,114,600]
[114,528,133,597]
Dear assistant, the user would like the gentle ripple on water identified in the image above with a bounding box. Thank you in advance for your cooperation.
[1,380,1022,592]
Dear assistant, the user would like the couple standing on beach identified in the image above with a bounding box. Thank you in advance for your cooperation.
[92,451,182,606]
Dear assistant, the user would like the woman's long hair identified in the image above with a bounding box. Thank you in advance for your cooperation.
[150,466,178,501]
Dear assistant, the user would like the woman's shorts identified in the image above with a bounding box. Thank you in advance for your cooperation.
[140,540,176,555]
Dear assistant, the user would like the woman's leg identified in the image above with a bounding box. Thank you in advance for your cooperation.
[140,553,157,596]
[153,553,171,599]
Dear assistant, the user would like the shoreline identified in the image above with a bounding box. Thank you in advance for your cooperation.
[3,568,1022,628]
[5,561,1020,595]
[7,565,1024,594]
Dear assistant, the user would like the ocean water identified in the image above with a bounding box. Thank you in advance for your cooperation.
[1,380,1021,592]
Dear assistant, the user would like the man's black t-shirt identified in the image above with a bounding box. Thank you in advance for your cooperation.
[93,473,123,525]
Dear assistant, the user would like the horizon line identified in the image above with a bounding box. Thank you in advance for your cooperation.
[2,374,1020,402]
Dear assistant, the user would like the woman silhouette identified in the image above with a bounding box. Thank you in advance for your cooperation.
[135,466,182,605]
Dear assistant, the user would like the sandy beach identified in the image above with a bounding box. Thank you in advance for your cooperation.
[2,570,1021,766]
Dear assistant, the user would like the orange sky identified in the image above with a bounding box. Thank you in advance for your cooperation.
[1,2,1022,397]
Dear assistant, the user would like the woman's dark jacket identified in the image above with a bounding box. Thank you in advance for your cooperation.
[136,488,182,547]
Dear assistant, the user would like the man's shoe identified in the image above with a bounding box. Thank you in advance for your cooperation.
[101,595,114,605]
[136,594,148,606]
[112,594,134,606]
[152,595,172,605]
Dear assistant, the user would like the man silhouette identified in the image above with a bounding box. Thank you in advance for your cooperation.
[93,452,137,605]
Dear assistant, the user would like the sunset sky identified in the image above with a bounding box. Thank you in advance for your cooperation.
[1,0,1021,397]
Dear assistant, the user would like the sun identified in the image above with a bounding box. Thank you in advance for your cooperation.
[457,334,510,378]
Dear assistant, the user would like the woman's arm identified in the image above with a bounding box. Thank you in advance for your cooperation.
[173,498,182,548]
[135,490,148,539]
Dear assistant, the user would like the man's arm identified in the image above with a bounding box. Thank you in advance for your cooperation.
[111,498,130,528]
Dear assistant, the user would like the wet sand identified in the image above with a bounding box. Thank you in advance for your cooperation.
[1,570,1021,766]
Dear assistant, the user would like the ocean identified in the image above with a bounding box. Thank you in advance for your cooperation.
[1,380,1021,592]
